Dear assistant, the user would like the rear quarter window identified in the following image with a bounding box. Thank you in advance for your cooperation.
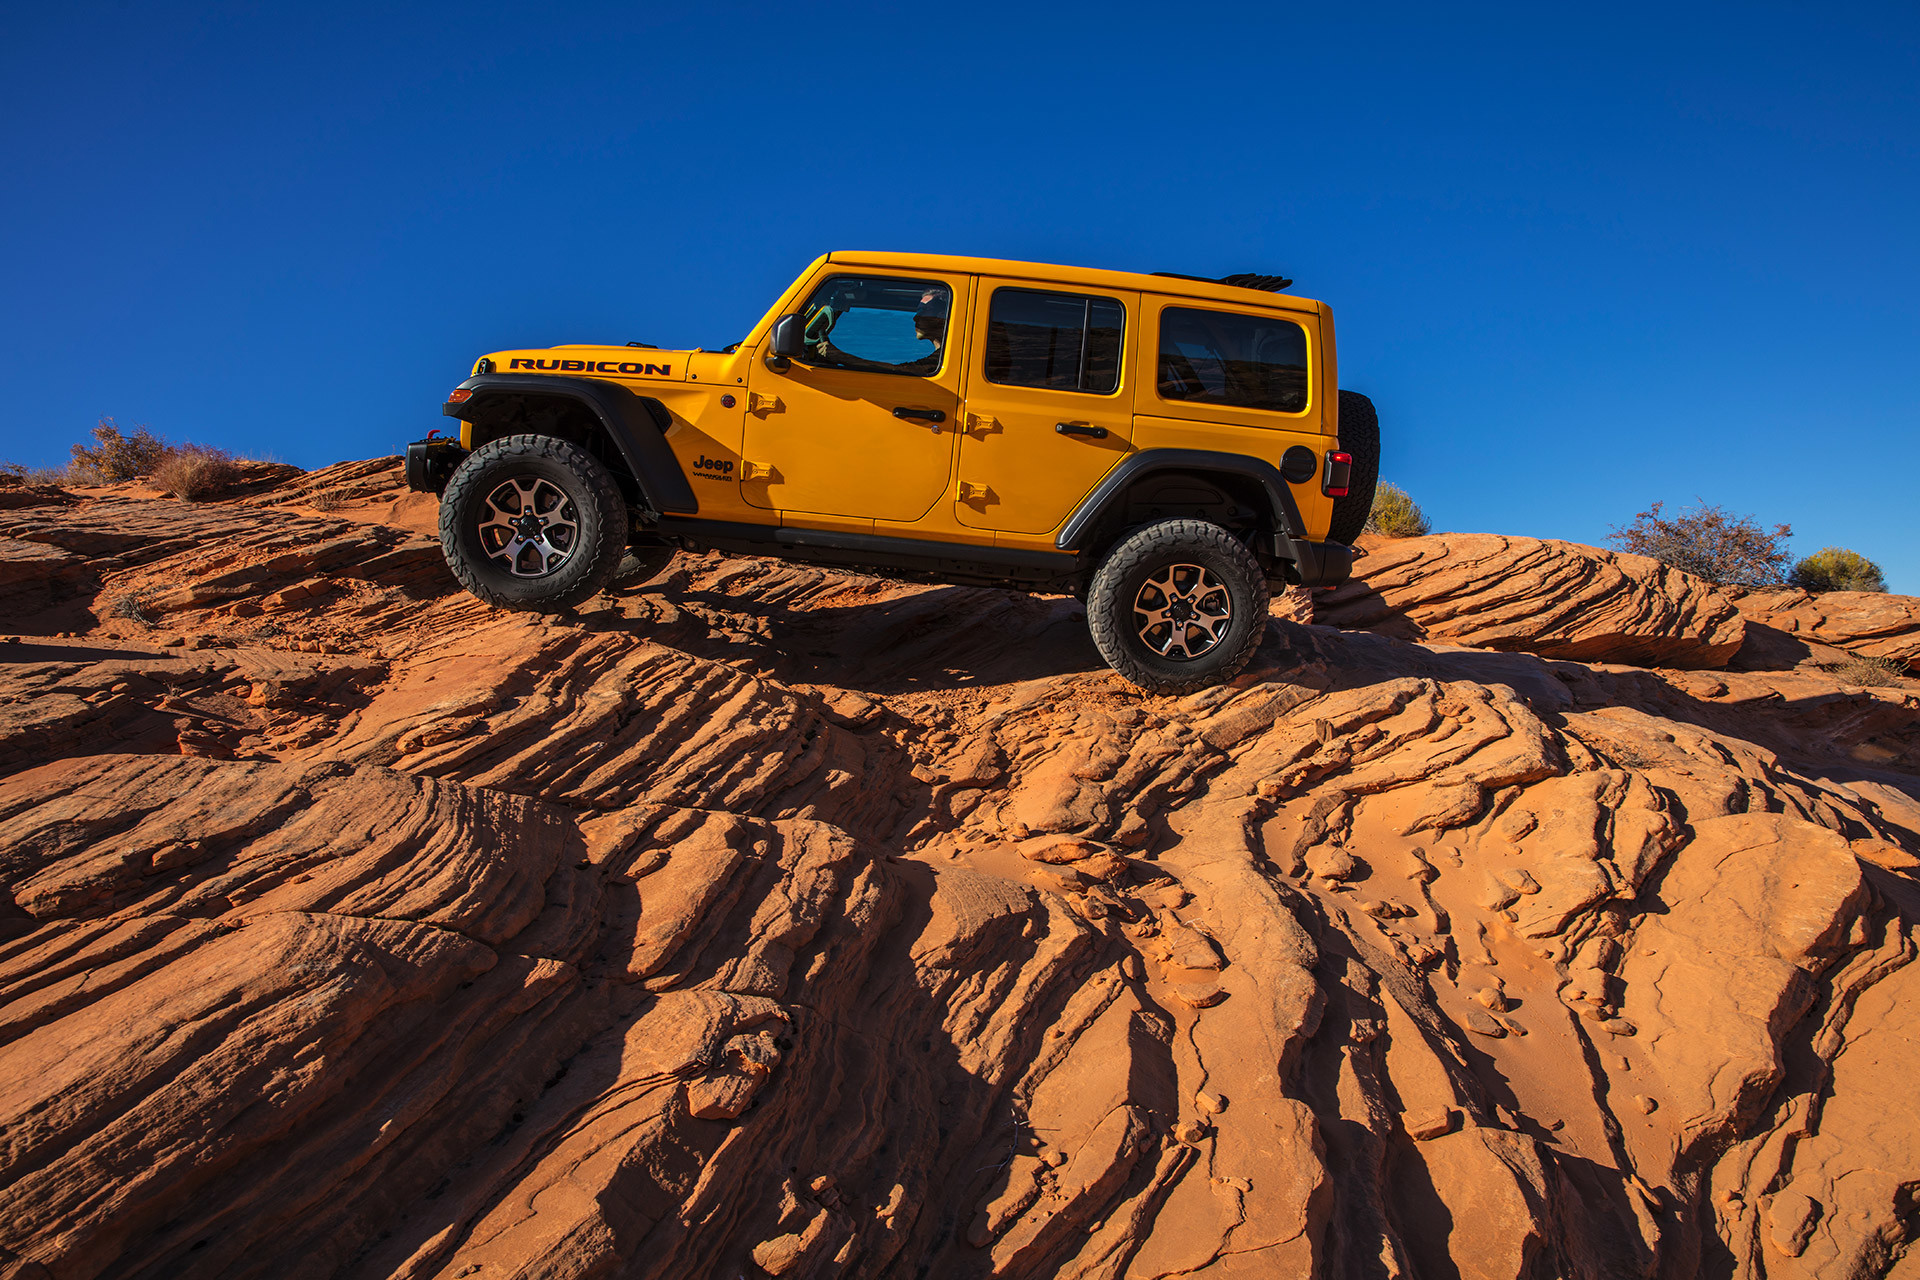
[1157,306,1309,413]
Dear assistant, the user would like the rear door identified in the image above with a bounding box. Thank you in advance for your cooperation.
[954,279,1137,533]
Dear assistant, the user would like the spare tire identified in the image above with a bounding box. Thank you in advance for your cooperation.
[1326,389,1380,546]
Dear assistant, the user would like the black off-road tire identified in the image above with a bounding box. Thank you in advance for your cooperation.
[1326,389,1380,546]
[1086,519,1270,693]
[439,434,627,611]
[614,544,676,584]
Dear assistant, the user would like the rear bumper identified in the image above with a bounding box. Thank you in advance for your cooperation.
[405,438,468,495]
[1276,537,1353,588]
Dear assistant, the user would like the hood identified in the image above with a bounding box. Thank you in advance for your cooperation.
[476,344,694,382]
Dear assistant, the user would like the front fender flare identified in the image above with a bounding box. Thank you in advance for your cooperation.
[442,374,697,516]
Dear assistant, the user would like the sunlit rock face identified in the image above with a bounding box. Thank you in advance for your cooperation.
[2,462,1918,1279]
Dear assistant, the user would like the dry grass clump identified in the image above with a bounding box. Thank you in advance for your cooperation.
[1790,547,1887,594]
[1827,654,1909,687]
[109,593,156,626]
[152,445,241,501]
[69,420,172,483]
[1366,482,1432,538]
[1,461,73,486]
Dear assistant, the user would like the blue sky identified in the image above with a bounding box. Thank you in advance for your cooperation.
[3,2,1915,588]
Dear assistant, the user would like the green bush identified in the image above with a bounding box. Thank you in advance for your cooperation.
[1790,547,1886,594]
[1366,482,1431,538]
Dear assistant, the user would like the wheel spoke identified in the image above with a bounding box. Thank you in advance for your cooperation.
[1130,560,1235,661]
[476,473,580,579]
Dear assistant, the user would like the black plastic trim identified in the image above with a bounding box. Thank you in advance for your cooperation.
[654,517,1081,587]
[441,374,698,516]
[1055,448,1307,552]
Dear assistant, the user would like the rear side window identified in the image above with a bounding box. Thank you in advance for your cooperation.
[1157,306,1309,413]
[985,288,1125,394]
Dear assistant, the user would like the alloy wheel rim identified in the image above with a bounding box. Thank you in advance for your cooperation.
[476,475,580,578]
[1132,563,1232,660]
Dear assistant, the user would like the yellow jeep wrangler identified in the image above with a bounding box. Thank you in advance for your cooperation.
[412,252,1378,691]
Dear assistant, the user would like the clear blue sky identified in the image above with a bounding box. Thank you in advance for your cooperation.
[4,2,1915,588]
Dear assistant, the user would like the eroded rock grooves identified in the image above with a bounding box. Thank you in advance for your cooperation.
[2,463,1918,1279]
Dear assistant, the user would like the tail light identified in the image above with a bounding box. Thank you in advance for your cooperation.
[1323,451,1352,498]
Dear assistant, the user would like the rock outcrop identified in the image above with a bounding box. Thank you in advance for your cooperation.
[1312,532,1750,669]
[1730,587,1920,673]
[2,475,1918,1279]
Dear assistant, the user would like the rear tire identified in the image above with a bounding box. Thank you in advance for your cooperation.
[439,435,627,610]
[1326,389,1380,546]
[1087,519,1269,693]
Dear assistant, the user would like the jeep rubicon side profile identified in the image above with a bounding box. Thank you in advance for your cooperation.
[409,252,1378,692]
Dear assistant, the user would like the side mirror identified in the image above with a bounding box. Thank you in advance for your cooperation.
[765,314,803,371]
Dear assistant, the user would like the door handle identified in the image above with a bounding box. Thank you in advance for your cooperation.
[1056,422,1109,439]
[893,407,946,423]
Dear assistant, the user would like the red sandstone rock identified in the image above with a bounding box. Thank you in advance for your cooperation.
[0,467,1916,1278]
[1313,532,1749,668]
[1730,586,1920,672]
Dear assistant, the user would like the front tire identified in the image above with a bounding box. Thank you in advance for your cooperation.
[1086,519,1270,693]
[439,435,627,610]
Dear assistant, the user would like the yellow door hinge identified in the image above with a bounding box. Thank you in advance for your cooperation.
[741,461,779,481]
[964,412,1001,437]
[959,480,995,503]
[749,392,784,415]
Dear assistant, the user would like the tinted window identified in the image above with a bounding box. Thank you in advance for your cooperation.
[1157,306,1309,412]
[797,275,951,376]
[985,288,1125,394]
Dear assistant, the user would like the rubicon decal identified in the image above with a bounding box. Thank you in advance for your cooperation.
[508,358,673,375]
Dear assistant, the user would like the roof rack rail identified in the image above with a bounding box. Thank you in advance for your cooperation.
[1151,271,1294,292]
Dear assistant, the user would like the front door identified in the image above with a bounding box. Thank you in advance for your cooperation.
[743,271,969,523]
[954,279,1137,533]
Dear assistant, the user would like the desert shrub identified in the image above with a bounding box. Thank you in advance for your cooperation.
[1789,546,1887,594]
[1366,482,1432,538]
[152,445,240,501]
[1828,654,1908,687]
[109,593,155,625]
[69,419,172,482]
[1608,500,1791,587]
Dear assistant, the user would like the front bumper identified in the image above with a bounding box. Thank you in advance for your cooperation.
[405,437,469,495]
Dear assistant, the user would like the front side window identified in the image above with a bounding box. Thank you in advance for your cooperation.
[1157,306,1309,413]
[984,288,1125,394]
[797,275,951,376]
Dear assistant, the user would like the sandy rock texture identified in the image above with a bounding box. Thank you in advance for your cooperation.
[1730,587,1920,673]
[3,470,1919,1279]
[1313,532,1750,669]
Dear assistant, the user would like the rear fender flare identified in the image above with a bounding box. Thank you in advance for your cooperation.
[442,374,697,517]
[1056,448,1307,557]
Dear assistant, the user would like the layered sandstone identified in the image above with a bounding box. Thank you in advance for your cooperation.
[1,472,1918,1279]
[1731,587,1920,673]
[1313,532,1750,669]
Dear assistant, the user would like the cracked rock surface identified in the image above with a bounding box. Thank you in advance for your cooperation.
[3,462,1920,1279]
